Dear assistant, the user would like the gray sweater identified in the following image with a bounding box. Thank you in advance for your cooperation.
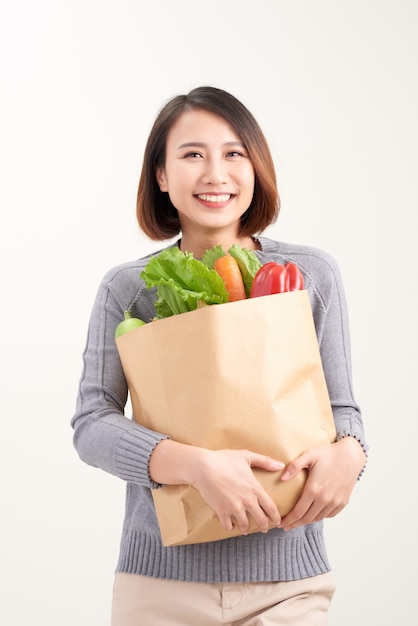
[71,236,367,583]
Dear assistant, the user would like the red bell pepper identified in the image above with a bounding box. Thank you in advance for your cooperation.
[250,261,304,298]
[285,262,304,291]
[250,262,289,297]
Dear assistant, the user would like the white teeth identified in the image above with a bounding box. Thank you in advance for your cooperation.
[197,194,231,203]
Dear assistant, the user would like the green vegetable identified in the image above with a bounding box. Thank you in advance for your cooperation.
[227,244,262,297]
[201,245,225,268]
[201,244,262,298]
[115,311,146,338]
[141,247,229,318]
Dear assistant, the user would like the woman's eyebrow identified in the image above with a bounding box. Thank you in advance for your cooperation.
[176,141,245,150]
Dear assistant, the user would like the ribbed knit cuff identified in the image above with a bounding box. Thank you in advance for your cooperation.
[115,426,169,488]
[336,431,368,479]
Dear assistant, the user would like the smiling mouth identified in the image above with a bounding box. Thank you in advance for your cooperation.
[196,193,233,203]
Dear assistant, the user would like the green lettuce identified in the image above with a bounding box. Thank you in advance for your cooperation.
[141,247,229,318]
[200,245,225,268]
[141,244,263,318]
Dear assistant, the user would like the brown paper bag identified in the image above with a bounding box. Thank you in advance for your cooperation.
[116,290,336,546]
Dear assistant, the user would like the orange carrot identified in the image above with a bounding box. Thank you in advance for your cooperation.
[213,255,246,302]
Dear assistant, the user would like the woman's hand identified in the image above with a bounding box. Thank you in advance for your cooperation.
[279,437,367,531]
[149,440,285,535]
[193,448,285,534]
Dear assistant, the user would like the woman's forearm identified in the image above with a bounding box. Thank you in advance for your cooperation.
[149,439,205,486]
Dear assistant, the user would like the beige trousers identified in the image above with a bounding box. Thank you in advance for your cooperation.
[111,571,335,626]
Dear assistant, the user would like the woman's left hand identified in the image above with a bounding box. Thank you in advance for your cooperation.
[279,437,367,531]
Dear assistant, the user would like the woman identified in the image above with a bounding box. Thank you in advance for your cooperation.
[72,86,368,625]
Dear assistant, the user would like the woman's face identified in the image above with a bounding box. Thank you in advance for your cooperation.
[156,109,255,240]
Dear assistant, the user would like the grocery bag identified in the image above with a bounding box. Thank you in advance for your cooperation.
[115,289,336,546]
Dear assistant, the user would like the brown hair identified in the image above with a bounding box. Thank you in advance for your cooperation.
[137,86,280,240]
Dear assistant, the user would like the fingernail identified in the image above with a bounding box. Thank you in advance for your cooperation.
[274,461,285,469]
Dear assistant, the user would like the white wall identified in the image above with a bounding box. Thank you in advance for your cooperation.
[1,1,417,624]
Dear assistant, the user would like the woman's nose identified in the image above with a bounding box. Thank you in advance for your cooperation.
[201,158,227,185]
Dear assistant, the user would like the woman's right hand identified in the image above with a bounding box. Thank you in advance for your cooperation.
[149,440,284,535]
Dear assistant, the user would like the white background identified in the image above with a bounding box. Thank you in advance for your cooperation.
[1,1,417,624]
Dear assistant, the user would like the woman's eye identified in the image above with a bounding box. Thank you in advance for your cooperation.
[226,151,244,158]
[184,152,203,159]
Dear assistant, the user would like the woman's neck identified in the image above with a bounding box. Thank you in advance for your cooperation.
[179,232,260,258]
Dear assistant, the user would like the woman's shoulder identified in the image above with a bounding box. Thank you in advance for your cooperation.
[258,236,338,268]
[258,236,341,276]
[100,242,176,289]
[95,243,176,318]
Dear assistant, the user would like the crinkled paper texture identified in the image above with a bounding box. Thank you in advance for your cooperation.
[116,290,336,546]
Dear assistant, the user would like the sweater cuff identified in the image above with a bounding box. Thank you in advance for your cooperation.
[336,431,368,479]
[114,426,169,488]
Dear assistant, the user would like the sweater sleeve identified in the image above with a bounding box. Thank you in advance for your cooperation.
[71,266,169,488]
[307,252,369,459]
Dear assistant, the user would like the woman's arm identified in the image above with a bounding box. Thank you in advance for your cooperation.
[71,264,169,489]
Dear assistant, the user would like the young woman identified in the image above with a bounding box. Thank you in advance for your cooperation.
[71,86,368,625]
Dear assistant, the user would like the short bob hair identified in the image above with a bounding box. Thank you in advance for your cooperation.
[137,86,280,240]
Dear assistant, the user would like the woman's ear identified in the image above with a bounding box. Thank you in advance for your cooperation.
[155,166,168,192]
